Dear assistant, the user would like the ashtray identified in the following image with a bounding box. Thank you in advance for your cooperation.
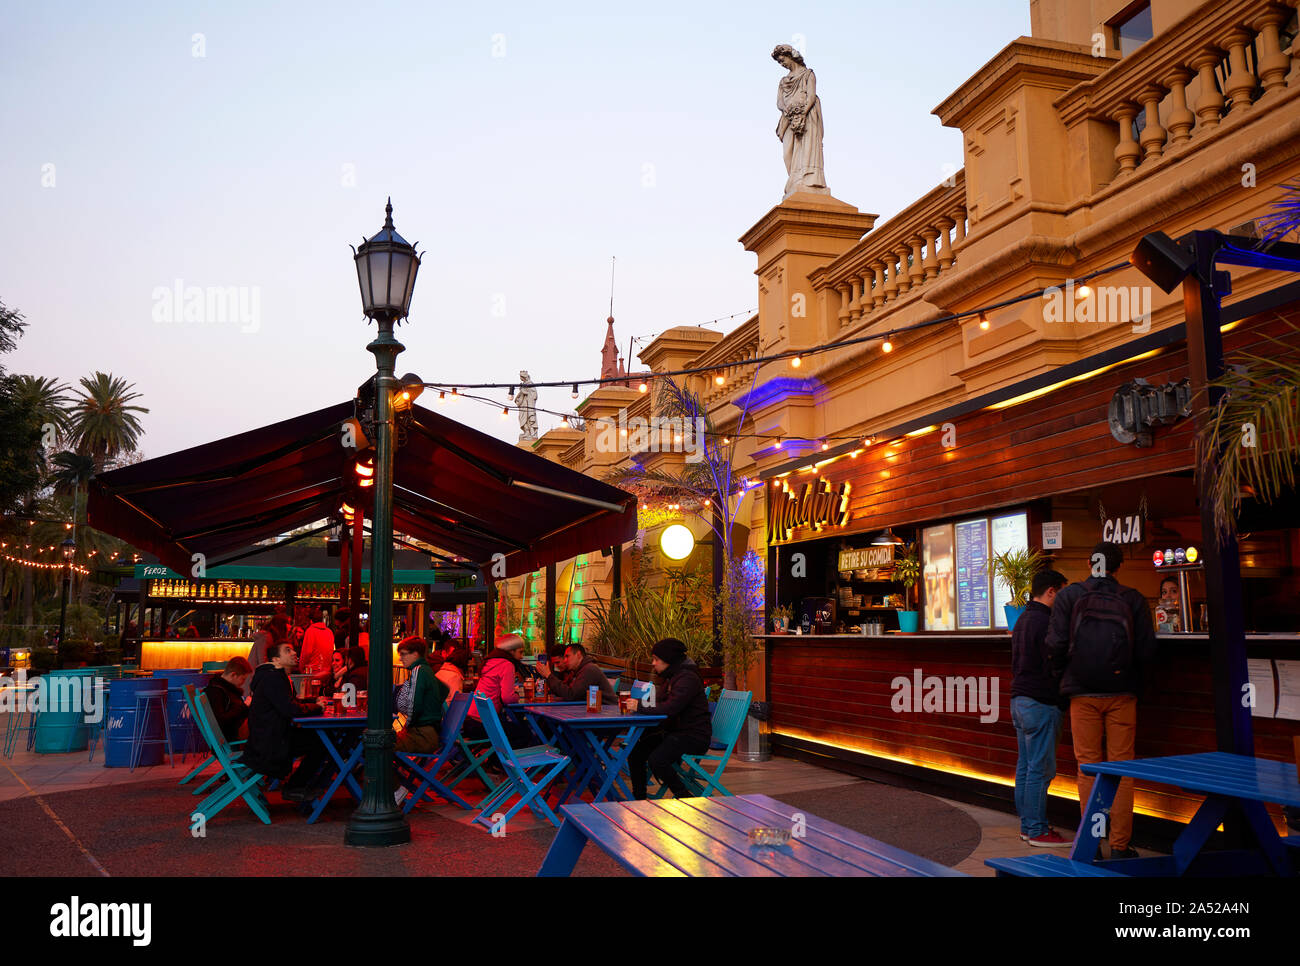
[747,826,792,846]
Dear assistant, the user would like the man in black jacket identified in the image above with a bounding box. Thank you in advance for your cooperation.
[630,638,712,800]
[241,641,328,802]
[1046,542,1158,859]
[1010,569,1068,847]
[203,657,253,742]
[536,642,616,705]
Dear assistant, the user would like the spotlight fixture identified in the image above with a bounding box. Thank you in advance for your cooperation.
[1131,231,1197,293]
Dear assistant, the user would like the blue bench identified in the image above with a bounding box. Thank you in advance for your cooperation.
[986,855,1126,877]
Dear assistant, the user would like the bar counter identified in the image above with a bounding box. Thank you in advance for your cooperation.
[758,632,1300,831]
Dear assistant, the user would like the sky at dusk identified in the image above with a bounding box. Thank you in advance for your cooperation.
[1,0,1029,459]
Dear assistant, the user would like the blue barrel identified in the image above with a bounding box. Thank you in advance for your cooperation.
[163,672,211,756]
[33,669,98,753]
[104,678,168,767]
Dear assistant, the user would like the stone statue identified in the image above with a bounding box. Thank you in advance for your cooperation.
[772,44,830,199]
[512,370,538,440]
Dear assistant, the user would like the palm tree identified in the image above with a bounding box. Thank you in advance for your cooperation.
[10,375,71,445]
[68,372,148,473]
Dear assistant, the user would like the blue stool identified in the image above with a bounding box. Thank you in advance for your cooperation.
[129,689,173,771]
[87,682,111,763]
[3,697,38,758]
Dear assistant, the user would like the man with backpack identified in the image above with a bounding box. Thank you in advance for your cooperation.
[1046,541,1158,859]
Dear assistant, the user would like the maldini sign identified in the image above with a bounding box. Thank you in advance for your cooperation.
[767,478,851,542]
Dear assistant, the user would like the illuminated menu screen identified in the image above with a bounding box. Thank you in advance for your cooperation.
[955,518,990,629]
[922,524,955,631]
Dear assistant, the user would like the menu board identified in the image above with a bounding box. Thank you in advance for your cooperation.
[990,512,1029,628]
[956,518,990,629]
[922,524,955,631]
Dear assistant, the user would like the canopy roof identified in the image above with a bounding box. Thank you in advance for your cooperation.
[88,401,636,580]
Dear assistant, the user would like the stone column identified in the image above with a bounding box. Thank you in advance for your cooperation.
[837,283,851,326]
[894,246,914,296]
[848,277,863,322]
[1254,8,1292,97]
[908,237,926,287]
[1163,69,1196,146]
[883,255,899,302]
[1113,103,1141,175]
[1191,49,1226,130]
[1137,85,1167,161]
[921,227,940,279]
[936,217,955,271]
[870,261,886,308]
[1222,29,1258,114]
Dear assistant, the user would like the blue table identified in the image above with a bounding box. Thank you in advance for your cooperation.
[526,704,665,804]
[1071,752,1300,876]
[538,793,968,877]
[294,715,367,824]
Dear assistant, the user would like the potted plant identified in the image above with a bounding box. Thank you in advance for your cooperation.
[770,605,792,634]
[992,547,1045,631]
[893,544,921,633]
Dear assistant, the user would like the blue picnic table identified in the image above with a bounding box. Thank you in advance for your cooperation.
[1071,751,1300,876]
[538,793,967,877]
[524,704,665,804]
[294,715,367,823]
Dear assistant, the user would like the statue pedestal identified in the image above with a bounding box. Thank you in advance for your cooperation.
[739,192,877,353]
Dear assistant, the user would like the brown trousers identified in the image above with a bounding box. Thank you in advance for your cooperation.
[1070,694,1138,850]
[394,724,441,754]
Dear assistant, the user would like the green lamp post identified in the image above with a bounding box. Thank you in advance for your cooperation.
[344,198,422,847]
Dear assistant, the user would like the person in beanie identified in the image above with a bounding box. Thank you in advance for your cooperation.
[462,633,532,750]
[630,637,712,799]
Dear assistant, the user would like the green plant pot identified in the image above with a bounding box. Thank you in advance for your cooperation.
[896,610,919,633]
[1004,604,1026,631]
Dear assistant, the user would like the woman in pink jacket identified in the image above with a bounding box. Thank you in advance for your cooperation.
[463,634,532,750]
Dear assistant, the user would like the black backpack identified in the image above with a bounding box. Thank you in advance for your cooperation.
[1068,586,1135,690]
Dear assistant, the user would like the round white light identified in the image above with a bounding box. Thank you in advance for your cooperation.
[660,524,695,561]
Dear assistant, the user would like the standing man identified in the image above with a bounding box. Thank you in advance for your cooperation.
[1010,569,1068,846]
[1046,542,1158,860]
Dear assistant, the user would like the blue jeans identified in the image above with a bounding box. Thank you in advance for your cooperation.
[1011,696,1061,837]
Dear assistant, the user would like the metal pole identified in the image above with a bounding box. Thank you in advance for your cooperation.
[545,561,557,657]
[1184,230,1253,756]
[351,513,364,649]
[345,318,410,847]
[56,564,70,667]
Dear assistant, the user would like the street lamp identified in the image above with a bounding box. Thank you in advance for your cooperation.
[345,198,421,847]
[56,536,76,665]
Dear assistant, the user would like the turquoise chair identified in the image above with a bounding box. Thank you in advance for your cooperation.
[182,685,271,825]
[393,692,475,813]
[651,689,752,799]
[470,695,569,831]
[178,680,246,792]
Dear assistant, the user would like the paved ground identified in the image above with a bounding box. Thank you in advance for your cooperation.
[0,717,1094,877]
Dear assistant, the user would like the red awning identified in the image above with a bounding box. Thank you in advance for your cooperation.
[87,401,636,580]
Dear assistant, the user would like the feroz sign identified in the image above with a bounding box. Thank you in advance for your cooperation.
[768,478,851,542]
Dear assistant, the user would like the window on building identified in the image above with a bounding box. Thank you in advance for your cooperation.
[1111,4,1153,58]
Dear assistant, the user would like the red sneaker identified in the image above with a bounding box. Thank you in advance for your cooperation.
[1026,830,1070,847]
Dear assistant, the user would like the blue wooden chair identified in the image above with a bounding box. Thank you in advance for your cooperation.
[182,685,271,825]
[651,689,752,799]
[445,716,503,797]
[470,695,570,832]
[394,692,475,813]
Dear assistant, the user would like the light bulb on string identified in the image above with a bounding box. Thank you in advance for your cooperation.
[500,407,509,419]
[978,311,989,330]
[882,340,893,353]
[714,372,725,386]
[1077,283,1093,299]
[790,355,801,369]
[638,381,648,394]
[571,384,579,399]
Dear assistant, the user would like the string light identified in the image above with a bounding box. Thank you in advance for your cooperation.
[978,311,989,330]
[714,372,725,386]
[1,553,89,575]
[1077,283,1093,299]
[882,340,893,353]
[790,356,801,368]
[500,406,509,418]
[571,383,579,399]
[638,381,648,393]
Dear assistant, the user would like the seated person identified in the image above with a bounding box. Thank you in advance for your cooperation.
[241,640,330,802]
[203,656,253,742]
[393,637,447,753]
[435,648,467,700]
[535,642,616,705]
[629,638,712,800]
[462,634,532,749]
[342,645,368,692]
[329,650,347,693]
